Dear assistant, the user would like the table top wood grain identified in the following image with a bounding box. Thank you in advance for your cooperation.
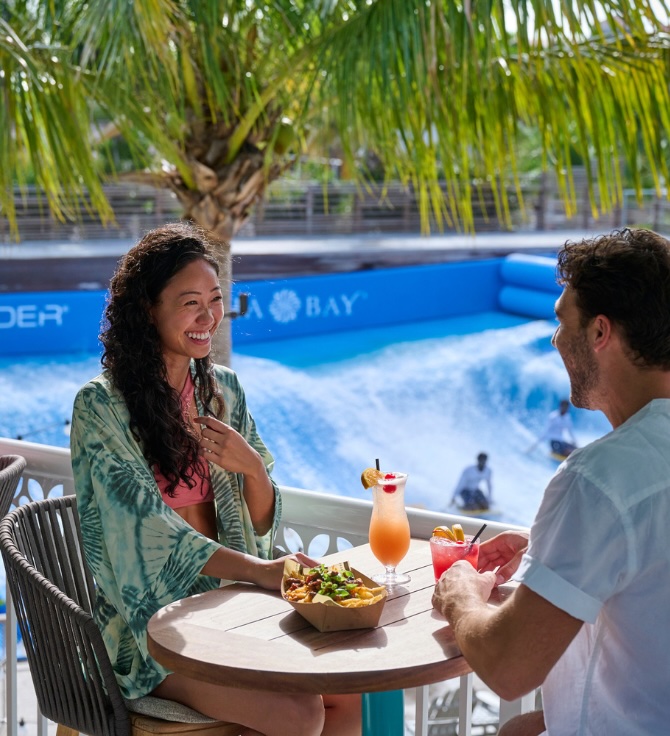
[147,539,492,694]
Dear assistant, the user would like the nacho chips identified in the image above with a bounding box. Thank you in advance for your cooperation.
[281,559,388,632]
[283,562,385,607]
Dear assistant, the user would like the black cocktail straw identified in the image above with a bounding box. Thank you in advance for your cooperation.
[466,523,487,554]
[375,458,380,471]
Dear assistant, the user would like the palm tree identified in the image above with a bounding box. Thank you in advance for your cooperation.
[3,1,670,360]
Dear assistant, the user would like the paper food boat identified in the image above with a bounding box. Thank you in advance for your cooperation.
[281,559,387,632]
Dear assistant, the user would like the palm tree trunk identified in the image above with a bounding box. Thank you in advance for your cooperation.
[211,239,232,366]
[162,149,288,366]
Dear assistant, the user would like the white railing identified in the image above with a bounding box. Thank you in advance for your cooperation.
[4,178,669,245]
[0,437,532,736]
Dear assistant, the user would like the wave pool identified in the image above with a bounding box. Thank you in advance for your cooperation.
[1,311,611,528]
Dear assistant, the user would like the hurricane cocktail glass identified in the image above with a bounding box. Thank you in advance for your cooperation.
[368,472,411,586]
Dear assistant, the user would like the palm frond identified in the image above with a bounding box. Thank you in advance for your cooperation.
[311,0,670,230]
[0,17,112,237]
[3,0,670,237]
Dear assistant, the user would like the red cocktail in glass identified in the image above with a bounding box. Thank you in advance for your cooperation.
[430,535,479,582]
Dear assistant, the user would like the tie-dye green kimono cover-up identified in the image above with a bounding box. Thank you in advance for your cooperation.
[70,364,281,699]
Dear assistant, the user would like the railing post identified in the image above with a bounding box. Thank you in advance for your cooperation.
[458,673,473,736]
[535,171,547,231]
[403,186,411,232]
[37,711,48,736]
[499,692,537,727]
[306,187,314,235]
[621,189,629,227]
[414,686,429,736]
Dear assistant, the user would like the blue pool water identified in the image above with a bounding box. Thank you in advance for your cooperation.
[1,310,611,528]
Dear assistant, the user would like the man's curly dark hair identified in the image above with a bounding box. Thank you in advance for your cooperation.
[557,227,670,369]
[101,222,225,495]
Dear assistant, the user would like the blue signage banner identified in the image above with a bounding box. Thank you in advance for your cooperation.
[0,291,106,357]
[232,260,503,344]
[0,260,505,357]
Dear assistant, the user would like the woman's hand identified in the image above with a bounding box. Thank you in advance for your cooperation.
[196,415,275,535]
[196,415,264,478]
[477,531,529,584]
[253,552,319,591]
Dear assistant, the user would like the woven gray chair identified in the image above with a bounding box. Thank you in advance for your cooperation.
[0,495,241,736]
[0,454,26,517]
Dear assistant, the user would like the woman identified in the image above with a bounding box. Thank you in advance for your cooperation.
[70,223,360,736]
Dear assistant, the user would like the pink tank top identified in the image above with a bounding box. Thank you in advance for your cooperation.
[154,372,214,510]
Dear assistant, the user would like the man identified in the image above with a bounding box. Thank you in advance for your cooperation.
[539,399,578,458]
[433,228,670,735]
[450,452,492,511]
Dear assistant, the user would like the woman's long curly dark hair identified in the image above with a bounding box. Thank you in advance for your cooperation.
[101,222,225,494]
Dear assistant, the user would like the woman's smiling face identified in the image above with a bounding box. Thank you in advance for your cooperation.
[150,258,224,368]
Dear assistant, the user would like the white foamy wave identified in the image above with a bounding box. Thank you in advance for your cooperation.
[234,320,609,527]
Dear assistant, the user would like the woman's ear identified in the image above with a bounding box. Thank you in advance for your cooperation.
[142,298,154,324]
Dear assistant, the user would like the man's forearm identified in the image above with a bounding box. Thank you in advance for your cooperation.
[441,589,518,697]
[436,578,582,701]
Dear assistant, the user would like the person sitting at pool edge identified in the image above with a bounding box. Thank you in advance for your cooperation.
[433,227,670,735]
[450,452,492,511]
[70,222,361,736]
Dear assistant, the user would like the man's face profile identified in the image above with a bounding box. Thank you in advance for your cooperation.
[552,289,599,410]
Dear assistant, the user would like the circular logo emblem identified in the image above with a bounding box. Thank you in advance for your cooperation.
[269,289,301,323]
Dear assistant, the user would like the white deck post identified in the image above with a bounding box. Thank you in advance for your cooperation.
[413,686,429,736]
[36,713,48,736]
[458,673,473,736]
[499,692,537,726]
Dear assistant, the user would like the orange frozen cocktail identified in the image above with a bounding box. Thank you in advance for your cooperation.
[362,468,411,586]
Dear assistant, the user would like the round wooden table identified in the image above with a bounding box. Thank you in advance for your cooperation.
[147,539,474,694]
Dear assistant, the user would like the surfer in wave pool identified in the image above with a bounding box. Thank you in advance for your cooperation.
[450,452,492,512]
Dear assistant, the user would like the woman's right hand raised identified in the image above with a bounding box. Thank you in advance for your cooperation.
[477,530,529,585]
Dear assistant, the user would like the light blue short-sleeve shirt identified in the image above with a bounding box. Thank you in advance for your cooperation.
[516,399,670,735]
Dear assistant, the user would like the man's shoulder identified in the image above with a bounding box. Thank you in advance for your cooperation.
[583,399,670,453]
[564,407,670,496]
